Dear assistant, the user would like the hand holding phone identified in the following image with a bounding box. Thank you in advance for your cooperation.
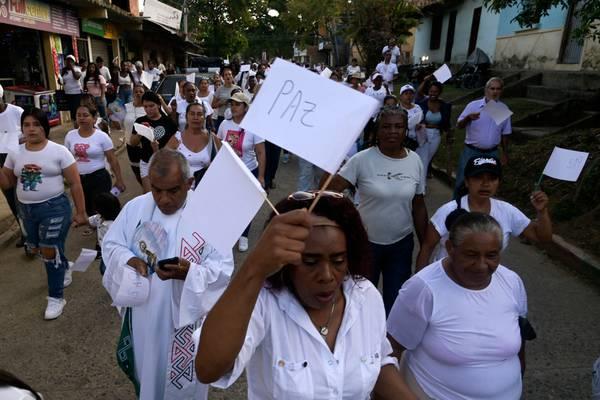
[158,257,180,270]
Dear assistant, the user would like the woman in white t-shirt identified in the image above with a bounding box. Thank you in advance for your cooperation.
[388,212,529,399]
[328,105,428,314]
[59,55,82,126]
[415,155,552,270]
[196,194,417,399]
[167,102,221,187]
[124,83,146,185]
[198,77,215,123]
[217,91,265,252]
[65,104,126,219]
[0,108,87,320]
[398,85,423,149]
[83,62,107,121]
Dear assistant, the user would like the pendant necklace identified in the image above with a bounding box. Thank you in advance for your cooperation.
[318,296,337,337]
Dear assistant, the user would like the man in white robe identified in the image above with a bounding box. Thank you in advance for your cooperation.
[102,149,234,399]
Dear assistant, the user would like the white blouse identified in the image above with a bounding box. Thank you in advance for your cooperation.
[208,278,396,399]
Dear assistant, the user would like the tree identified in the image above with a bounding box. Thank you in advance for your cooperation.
[345,0,421,71]
[484,0,600,41]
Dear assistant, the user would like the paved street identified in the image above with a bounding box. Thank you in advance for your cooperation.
[0,140,599,399]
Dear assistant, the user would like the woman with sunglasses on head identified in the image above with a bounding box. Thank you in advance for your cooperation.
[415,155,552,270]
[217,91,265,252]
[196,193,416,399]
[0,108,87,320]
[328,105,428,315]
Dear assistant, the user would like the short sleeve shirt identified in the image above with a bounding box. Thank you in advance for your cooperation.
[132,115,178,162]
[364,87,387,118]
[64,129,113,174]
[5,141,75,204]
[458,98,512,149]
[339,147,426,244]
[215,85,241,117]
[85,75,106,97]
[217,119,264,171]
[375,62,398,83]
[63,66,82,94]
[0,104,24,156]
[429,195,531,262]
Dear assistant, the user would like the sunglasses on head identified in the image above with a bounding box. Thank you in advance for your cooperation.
[287,191,344,201]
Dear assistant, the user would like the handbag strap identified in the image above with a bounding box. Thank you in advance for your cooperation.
[208,132,217,162]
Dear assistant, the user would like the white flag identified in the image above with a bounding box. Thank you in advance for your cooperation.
[177,142,266,256]
[240,58,379,174]
[140,71,153,90]
[542,147,589,182]
[186,72,196,83]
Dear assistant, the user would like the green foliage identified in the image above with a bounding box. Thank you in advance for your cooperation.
[484,0,600,41]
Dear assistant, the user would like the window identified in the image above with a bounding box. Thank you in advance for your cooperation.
[430,15,443,50]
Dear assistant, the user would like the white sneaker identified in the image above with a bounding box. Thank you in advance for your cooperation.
[238,236,249,252]
[44,297,66,320]
[63,262,73,287]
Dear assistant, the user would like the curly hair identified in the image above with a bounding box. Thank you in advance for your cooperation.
[265,194,372,291]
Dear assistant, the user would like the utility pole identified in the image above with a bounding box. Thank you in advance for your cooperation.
[182,0,189,41]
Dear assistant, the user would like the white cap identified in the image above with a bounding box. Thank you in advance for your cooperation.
[400,84,415,95]
[66,55,76,62]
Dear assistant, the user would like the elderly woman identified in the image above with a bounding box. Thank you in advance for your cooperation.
[217,92,265,252]
[0,108,87,319]
[415,155,552,270]
[328,106,428,314]
[388,212,530,399]
[196,193,416,399]
[169,82,214,133]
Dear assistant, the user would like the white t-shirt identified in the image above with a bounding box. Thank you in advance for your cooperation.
[403,104,424,139]
[99,65,112,82]
[346,65,361,76]
[382,45,402,64]
[146,67,161,82]
[217,119,264,171]
[429,195,531,262]
[173,131,212,176]
[364,86,387,118]
[375,62,398,84]
[387,261,526,400]
[175,98,214,133]
[339,147,426,244]
[0,104,24,155]
[5,141,75,204]
[210,279,396,399]
[124,102,146,142]
[62,66,82,94]
[89,214,113,245]
[64,129,114,175]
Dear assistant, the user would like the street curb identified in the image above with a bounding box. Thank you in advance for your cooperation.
[430,162,600,281]
[0,140,127,249]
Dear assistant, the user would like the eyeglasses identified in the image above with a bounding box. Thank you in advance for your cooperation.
[287,191,344,201]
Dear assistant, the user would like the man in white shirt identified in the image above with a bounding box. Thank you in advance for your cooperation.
[0,84,24,246]
[146,59,163,91]
[102,149,233,400]
[96,56,112,82]
[346,58,361,77]
[381,37,403,65]
[376,51,399,93]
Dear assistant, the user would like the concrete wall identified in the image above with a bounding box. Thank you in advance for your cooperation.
[412,0,500,64]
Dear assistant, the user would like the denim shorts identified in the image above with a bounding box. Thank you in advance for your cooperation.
[18,193,72,250]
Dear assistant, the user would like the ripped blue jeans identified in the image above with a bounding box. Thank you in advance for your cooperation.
[18,193,72,298]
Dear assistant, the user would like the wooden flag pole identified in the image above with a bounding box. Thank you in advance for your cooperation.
[263,192,280,215]
[308,173,335,213]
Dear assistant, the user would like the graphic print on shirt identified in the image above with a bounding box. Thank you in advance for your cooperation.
[74,143,91,162]
[154,125,167,141]
[20,164,42,191]
[225,129,245,157]
[377,171,415,182]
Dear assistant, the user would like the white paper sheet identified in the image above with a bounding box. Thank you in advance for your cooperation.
[186,72,196,83]
[113,266,150,307]
[70,248,98,272]
[482,100,513,125]
[240,64,251,72]
[140,71,153,90]
[542,146,589,182]
[178,142,265,257]
[133,123,155,142]
[320,68,332,79]
[433,64,452,84]
[240,58,378,174]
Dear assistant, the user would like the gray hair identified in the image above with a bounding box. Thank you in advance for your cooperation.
[485,76,504,89]
[448,212,503,248]
[148,148,190,182]
[375,105,409,131]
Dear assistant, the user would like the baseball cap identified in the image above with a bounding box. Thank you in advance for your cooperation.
[66,55,76,62]
[371,73,383,81]
[464,156,502,178]
[399,84,415,95]
[229,92,250,105]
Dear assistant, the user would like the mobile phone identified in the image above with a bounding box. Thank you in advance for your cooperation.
[157,257,179,269]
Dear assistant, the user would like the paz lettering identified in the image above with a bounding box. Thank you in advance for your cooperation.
[267,80,316,127]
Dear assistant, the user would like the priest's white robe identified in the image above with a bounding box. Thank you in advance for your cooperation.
[102,192,234,400]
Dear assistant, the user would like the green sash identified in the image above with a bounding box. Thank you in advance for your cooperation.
[116,307,140,397]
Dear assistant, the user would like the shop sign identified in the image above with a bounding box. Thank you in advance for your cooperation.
[82,18,104,37]
[0,0,80,36]
[143,0,182,31]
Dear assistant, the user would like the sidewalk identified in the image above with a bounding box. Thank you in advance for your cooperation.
[0,123,125,244]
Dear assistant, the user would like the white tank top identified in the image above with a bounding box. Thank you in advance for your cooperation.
[118,73,132,86]
[174,131,211,176]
